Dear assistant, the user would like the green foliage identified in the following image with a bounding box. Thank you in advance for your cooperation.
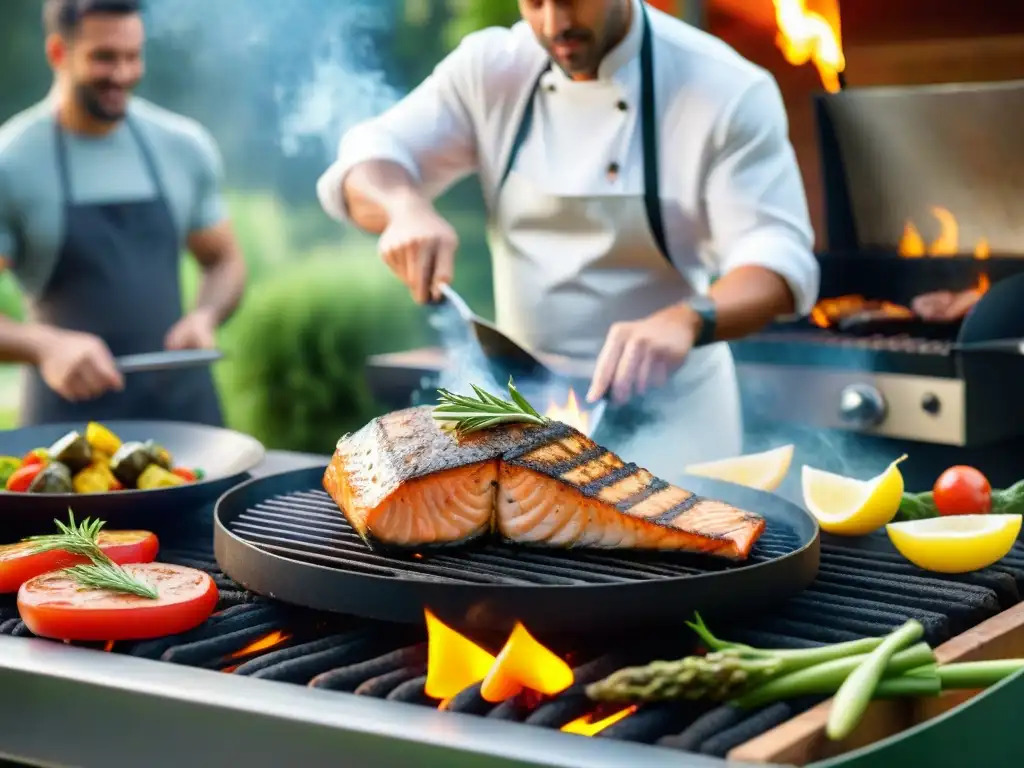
[443,0,522,49]
[214,254,431,453]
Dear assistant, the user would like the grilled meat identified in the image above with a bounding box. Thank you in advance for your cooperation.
[323,406,765,560]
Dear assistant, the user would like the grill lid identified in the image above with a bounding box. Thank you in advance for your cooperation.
[213,466,820,635]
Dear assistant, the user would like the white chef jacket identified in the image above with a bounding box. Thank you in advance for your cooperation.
[317,0,819,318]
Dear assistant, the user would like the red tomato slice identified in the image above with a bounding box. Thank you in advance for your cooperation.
[0,530,160,593]
[5,463,44,492]
[18,563,218,641]
[933,465,992,516]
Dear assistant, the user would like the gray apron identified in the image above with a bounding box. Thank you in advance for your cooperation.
[19,118,224,427]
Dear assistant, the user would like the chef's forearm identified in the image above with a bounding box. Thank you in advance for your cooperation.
[705,265,796,340]
[342,161,432,235]
[0,317,58,365]
[193,254,246,325]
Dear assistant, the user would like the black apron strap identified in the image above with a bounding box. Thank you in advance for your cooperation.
[497,4,670,264]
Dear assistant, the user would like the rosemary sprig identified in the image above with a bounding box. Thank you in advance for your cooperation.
[24,510,158,599]
[432,378,550,435]
[62,561,159,599]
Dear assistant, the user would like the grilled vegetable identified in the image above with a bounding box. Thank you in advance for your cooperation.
[171,467,198,482]
[73,462,119,494]
[17,562,218,641]
[992,480,1024,515]
[137,464,186,489]
[109,442,154,487]
[143,439,173,470]
[20,449,48,468]
[933,466,991,516]
[0,530,159,593]
[26,462,73,493]
[5,463,44,492]
[85,421,122,456]
[0,456,20,486]
[47,431,93,474]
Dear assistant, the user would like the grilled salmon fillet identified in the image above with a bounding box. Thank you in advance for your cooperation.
[323,406,765,560]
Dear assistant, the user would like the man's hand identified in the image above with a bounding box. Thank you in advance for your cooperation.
[37,330,124,402]
[377,198,458,304]
[165,308,218,350]
[587,303,702,405]
[912,289,982,322]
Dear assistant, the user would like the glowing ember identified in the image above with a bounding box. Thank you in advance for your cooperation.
[773,0,845,93]
[561,706,638,737]
[480,623,575,703]
[227,630,291,659]
[545,389,589,434]
[103,640,115,653]
[809,295,913,330]
[424,610,496,702]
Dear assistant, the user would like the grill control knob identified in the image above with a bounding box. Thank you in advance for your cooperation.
[838,384,887,428]
[921,393,941,415]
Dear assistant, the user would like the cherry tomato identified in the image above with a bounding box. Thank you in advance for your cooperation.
[171,467,198,482]
[18,562,219,641]
[5,463,44,492]
[0,531,160,593]
[933,466,992,516]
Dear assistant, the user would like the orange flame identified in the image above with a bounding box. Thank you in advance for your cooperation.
[480,623,575,703]
[561,706,638,737]
[424,610,497,702]
[545,389,589,434]
[227,630,291,659]
[898,206,991,294]
[773,0,845,92]
[424,610,575,706]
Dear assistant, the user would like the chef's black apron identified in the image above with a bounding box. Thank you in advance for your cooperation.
[19,118,224,427]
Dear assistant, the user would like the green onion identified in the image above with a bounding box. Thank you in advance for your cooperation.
[826,620,925,741]
[735,642,936,709]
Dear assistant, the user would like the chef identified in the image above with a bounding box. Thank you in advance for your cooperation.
[317,0,819,472]
[0,0,245,427]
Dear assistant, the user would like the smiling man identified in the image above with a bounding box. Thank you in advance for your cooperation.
[0,0,246,426]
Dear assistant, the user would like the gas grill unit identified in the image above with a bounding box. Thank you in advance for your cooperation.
[1,498,1023,767]
[732,79,1024,450]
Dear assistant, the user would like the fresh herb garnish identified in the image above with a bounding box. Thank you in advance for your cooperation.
[62,560,159,600]
[24,510,158,599]
[433,378,549,435]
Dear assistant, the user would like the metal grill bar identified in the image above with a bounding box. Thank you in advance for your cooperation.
[224,489,800,587]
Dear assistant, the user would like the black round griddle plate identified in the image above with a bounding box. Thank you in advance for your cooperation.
[214,466,820,635]
[0,420,265,540]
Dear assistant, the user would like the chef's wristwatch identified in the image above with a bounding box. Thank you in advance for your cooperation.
[687,296,717,348]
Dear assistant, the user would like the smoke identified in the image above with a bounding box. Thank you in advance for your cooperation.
[142,0,401,162]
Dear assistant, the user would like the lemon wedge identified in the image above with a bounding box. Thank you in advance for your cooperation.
[684,445,794,491]
[886,515,1022,573]
[801,456,907,536]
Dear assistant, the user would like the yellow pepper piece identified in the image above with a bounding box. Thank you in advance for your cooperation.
[137,464,186,489]
[73,463,117,494]
[85,422,122,456]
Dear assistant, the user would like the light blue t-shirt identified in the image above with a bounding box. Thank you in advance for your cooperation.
[0,96,226,298]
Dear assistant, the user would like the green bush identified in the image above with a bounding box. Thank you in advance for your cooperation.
[216,256,431,453]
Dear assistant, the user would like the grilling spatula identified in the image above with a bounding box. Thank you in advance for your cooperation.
[437,283,547,377]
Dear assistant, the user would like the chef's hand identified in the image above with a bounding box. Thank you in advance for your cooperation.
[912,289,982,322]
[37,330,124,402]
[165,308,217,350]
[378,199,457,304]
[587,304,700,405]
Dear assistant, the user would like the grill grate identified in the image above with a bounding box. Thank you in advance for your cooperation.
[225,489,803,586]
[2,505,1023,760]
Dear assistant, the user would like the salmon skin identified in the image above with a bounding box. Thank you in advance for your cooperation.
[323,405,766,561]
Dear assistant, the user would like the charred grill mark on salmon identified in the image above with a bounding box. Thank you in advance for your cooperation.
[324,405,766,560]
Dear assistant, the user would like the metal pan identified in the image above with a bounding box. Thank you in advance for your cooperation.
[214,466,820,636]
[0,421,265,540]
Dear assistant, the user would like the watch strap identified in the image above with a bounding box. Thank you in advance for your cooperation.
[689,297,717,348]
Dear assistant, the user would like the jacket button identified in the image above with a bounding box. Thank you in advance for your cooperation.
[607,162,620,179]
[616,100,628,111]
